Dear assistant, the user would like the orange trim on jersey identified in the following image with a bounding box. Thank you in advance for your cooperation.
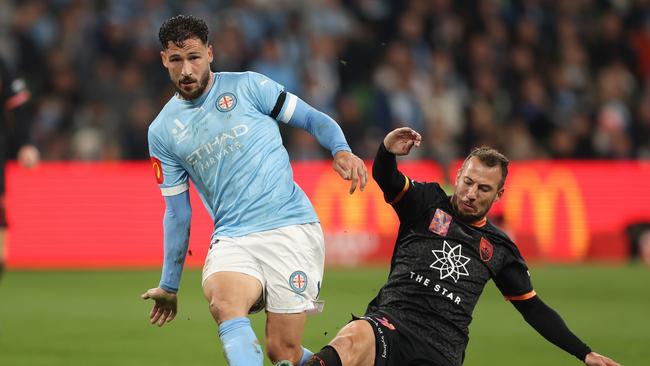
[4,91,30,110]
[389,175,410,205]
[505,290,537,301]
[470,216,487,228]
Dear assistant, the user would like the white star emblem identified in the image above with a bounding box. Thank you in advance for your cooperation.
[430,241,471,283]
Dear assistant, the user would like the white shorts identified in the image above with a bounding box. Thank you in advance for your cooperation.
[202,223,325,314]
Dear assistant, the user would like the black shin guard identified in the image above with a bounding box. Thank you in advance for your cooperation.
[0,261,4,282]
[304,346,342,366]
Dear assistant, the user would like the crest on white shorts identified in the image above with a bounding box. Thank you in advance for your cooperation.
[289,271,308,293]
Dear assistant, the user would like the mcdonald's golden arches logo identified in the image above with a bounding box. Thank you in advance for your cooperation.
[312,169,398,235]
[503,167,589,260]
[150,157,164,184]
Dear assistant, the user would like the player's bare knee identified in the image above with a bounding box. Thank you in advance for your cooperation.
[208,296,245,323]
[328,321,372,364]
[329,334,355,356]
[265,337,302,364]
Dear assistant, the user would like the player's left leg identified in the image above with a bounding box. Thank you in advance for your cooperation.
[265,311,309,365]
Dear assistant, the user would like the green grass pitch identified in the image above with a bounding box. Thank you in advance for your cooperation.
[0,265,648,365]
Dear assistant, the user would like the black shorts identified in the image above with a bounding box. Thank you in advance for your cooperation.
[355,311,449,366]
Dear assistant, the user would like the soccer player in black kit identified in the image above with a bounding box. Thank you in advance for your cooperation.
[0,55,39,283]
[305,128,620,366]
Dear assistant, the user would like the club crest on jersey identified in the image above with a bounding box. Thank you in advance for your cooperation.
[150,157,164,184]
[480,237,494,262]
[216,93,237,112]
[429,208,452,236]
[289,271,308,293]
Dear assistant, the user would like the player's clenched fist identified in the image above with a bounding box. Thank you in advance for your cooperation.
[141,287,178,327]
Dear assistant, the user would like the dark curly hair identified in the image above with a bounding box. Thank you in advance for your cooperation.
[158,15,209,50]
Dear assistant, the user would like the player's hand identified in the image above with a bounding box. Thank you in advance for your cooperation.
[383,127,422,156]
[333,150,367,194]
[141,287,178,327]
[584,352,621,366]
[17,144,39,169]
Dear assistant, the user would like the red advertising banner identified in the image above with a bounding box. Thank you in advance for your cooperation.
[5,161,649,268]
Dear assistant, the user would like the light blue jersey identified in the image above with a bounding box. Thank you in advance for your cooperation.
[151,72,314,237]
[149,71,346,239]
[149,71,351,292]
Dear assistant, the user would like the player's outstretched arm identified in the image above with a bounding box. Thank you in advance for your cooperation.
[372,127,422,203]
[511,295,621,365]
[276,91,368,194]
[141,287,178,327]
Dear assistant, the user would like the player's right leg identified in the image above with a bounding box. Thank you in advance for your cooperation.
[305,320,376,366]
[203,271,264,365]
[202,237,267,366]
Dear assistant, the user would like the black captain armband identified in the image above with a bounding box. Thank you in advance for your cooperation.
[270,91,287,119]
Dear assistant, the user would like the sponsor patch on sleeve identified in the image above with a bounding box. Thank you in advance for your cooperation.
[150,157,164,184]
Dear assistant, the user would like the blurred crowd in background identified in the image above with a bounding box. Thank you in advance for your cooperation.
[1,0,650,167]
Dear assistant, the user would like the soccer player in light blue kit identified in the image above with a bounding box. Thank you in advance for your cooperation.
[141,15,368,366]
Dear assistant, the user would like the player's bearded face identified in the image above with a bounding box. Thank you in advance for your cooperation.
[162,39,213,100]
[175,66,210,100]
[452,157,504,223]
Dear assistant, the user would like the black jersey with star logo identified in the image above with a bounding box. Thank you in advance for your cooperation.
[366,144,535,366]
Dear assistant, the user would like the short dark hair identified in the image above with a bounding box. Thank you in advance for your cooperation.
[461,146,509,189]
[159,15,209,50]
